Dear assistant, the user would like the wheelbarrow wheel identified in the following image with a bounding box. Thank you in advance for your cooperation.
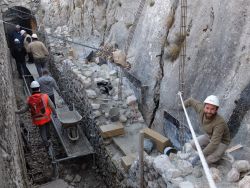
[68,126,79,141]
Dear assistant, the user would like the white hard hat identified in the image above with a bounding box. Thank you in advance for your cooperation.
[16,25,20,29]
[31,33,38,39]
[20,30,26,36]
[30,81,40,88]
[14,38,20,43]
[204,95,219,107]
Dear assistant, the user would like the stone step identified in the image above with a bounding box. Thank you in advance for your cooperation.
[121,152,147,172]
[100,122,125,138]
[113,123,144,155]
[143,128,171,153]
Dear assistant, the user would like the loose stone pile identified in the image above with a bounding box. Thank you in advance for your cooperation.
[127,143,250,188]
[45,25,147,187]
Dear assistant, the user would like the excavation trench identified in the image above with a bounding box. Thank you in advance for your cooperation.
[5,4,250,188]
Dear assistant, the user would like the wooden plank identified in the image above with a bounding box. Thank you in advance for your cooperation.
[121,155,135,172]
[143,128,171,153]
[226,144,243,153]
[100,122,125,138]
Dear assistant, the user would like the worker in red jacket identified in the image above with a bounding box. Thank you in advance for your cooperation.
[16,81,56,147]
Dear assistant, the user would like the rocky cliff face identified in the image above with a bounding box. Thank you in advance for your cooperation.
[41,0,250,145]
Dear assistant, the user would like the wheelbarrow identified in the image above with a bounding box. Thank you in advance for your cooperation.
[56,105,82,141]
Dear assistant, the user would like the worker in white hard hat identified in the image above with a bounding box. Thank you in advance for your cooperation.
[16,81,56,148]
[183,95,230,165]
[27,34,49,76]
[11,24,22,47]
[11,38,29,78]
[20,30,33,63]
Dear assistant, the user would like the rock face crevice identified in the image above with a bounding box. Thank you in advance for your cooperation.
[228,81,250,138]
[149,0,179,128]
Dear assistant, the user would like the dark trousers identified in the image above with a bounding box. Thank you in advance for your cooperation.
[14,59,30,77]
[34,58,47,77]
[49,94,56,107]
[39,121,51,146]
[27,53,34,63]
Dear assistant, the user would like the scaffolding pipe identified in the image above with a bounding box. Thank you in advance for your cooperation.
[178,92,217,188]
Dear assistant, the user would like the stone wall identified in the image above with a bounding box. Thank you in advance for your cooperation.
[0,0,39,12]
[49,57,127,187]
[0,14,27,188]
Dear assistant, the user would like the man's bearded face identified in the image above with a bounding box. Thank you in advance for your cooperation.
[204,103,218,119]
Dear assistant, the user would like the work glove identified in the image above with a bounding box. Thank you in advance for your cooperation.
[190,155,200,167]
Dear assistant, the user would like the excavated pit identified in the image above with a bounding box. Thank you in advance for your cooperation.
[2,1,250,187]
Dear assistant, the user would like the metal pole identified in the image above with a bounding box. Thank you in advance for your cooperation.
[139,130,144,188]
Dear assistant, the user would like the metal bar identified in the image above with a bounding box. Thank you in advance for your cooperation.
[139,130,144,188]
[53,155,79,163]
[23,75,31,96]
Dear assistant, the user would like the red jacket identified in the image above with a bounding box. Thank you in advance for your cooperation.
[27,93,52,126]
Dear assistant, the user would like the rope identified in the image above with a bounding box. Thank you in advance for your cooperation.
[178,92,217,188]
[0,19,103,51]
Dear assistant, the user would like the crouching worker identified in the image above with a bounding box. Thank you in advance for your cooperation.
[16,81,56,148]
[184,95,230,165]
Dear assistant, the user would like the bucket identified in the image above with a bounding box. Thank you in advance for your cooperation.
[164,147,177,156]
[109,107,120,122]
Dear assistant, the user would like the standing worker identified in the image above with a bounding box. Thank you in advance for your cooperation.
[20,30,33,63]
[38,69,60,106]
[11,38,29,78]
[27,34,49,76]
[16,81,56,147]
[183,95,230,165]
[11,25,22,46]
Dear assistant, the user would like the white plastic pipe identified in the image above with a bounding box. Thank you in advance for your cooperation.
[178,92,217,188]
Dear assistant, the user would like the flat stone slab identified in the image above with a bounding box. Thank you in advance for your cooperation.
[113,123,145,155]
[100,122,125,138]
[143,127,171,153]
[39,179,68,188]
